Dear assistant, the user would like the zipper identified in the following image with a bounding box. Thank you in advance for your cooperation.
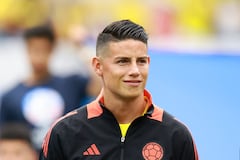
[119,117,145,160]
[120,136,125,160]
[99,103,148,159]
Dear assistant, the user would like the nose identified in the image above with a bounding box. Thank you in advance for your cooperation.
[129,62,140,77]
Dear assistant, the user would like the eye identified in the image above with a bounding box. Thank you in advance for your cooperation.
[137,58,148,65]
[116,59,130,65]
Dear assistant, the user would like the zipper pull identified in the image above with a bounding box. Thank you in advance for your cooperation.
[121,137,125,143]
[120,137,125,160]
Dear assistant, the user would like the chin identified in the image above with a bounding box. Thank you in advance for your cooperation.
[121,89,143,99]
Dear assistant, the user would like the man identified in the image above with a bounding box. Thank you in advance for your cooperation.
[39,20,199,160]
[0,25,91,149]
[0,123,38,160]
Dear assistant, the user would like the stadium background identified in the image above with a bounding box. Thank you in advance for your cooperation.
[0,0,240,159]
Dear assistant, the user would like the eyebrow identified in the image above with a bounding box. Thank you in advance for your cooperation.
[114,56,149,59]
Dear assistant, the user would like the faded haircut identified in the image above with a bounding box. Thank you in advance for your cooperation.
[96,20,148,56]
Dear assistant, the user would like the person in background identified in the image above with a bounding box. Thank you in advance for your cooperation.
[66,24,102,103]
[0,123,38,160]
[0,25,99,149]
[39,20,198,160]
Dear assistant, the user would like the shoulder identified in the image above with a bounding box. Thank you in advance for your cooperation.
[50,106,87,132]
[150,105,192,134]
[50,74,88,82]
[161,111,198,159]
[41,106,87,155]
[49,75,89,93]
[1,83,25,99]
[161,110,197,149]
[55,74,89,90]
[44,99,103,140]
[65,74,89,83]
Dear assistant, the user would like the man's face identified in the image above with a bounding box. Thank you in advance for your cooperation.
[0,140,37,160]
[95,39,149,99]
[26,37,53,73]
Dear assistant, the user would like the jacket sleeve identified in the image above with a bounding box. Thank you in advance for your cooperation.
[172,124,199,160]
[39,126,64,160]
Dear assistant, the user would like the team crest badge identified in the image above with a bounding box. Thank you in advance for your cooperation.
[142,142,164,160]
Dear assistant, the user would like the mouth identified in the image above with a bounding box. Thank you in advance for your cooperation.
[123,80,142,86]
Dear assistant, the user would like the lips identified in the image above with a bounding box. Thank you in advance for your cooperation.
[123,80,142,86]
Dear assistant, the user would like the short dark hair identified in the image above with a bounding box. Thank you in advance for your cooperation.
[96,20,148,56]
[0,123,32,146]
[23,25,55,43]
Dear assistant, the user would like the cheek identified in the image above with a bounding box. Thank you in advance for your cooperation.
[143,69,149,77]
[141,69,149,82]
[102,66,123,80]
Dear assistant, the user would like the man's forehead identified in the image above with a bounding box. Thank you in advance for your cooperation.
[99,39,147,58]
[108,39,147,46]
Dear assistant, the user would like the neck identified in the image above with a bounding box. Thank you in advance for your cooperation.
[25,71,50,86]
[103,91,146,124]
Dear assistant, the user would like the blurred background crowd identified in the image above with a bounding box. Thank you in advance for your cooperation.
[0,0,239,160]
[0,0,239,89]
[0,0,240,49]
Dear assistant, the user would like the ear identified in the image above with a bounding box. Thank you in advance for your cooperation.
[92,57,103,76]
[147,56,150,64]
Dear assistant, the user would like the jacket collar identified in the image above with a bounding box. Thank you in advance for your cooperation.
[86,89,163,122]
